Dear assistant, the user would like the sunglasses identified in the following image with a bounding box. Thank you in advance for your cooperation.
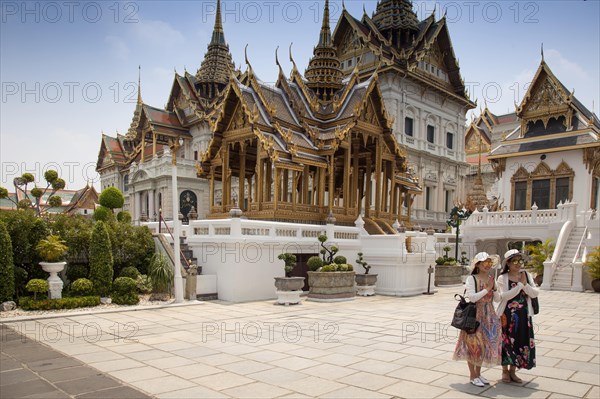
[510,259,524,265]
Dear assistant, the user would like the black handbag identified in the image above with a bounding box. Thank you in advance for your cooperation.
[452,294,479,334]
[525,273,540,315]
[451,277,479,334]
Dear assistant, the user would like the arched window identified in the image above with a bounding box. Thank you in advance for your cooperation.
[510,161,574,210]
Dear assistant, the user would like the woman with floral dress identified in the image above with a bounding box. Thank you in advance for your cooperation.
[496,249,538,383]
[453,252,502,387]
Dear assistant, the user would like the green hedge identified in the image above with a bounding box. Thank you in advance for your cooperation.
[112,277,139,305]
[19,296,100,310]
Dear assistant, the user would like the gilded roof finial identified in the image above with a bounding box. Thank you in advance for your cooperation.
[363,3,367,17]
[289,42,299,72]
[342,0,345,11]
[212,0,225,45]
[275,46,281,68]
[541,42,544,62]
[137,65,142,104]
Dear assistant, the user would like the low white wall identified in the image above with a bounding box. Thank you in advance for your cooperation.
[360,235,435,296]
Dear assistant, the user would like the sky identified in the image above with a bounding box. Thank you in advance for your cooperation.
[1,0,599,191]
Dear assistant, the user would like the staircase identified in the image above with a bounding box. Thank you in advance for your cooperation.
[551,226,586,290]
[173,236,197,270]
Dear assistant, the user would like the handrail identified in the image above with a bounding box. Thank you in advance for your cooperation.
[159,211,192,268]
[573,210,594,263]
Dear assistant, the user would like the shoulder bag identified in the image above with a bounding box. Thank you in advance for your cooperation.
[451,276,480,334]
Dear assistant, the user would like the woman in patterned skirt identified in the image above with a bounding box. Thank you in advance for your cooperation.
[496,249,538,383]
[453,252,502,387]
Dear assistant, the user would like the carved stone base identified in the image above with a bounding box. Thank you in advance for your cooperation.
[356,285,376,296]
[275,290,302,305]
[48,280,64,299]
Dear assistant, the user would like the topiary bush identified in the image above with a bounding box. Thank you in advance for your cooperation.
[89,221,114,297]
[333,256,347,265]
[307,256,323,271]
[117,211,132,223]
[26,279,48,300]
[93,206,112,222]
[99,187,125,211]
[71,278,94,296]
[112,277,139,305]
[119,266,140,280]
[0,221,15,302]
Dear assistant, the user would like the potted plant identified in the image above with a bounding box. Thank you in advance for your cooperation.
[584,246,600,292]
[434,246,461,286]
[307,235,355,302]
[36,235,68,299]
[355,252,377,296]
[274,253,305,305]
[525,239,555,286]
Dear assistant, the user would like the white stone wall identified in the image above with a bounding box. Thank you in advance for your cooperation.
[498,149,592,210]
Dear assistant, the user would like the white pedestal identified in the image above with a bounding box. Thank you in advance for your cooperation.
[356,285,376,296]
[275,290,302,305]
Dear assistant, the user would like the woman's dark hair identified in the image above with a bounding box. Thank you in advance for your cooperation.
[471,264,480,275]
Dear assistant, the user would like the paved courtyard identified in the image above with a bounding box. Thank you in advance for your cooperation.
[1,287,599,398]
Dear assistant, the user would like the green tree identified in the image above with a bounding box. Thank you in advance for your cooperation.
[525,239,555,276]
[89,221,114,297]
[0,170,66,216]
[110,223,154,275]
[0,221,15,302]
[99,187,125,211]
[0,210,48,280]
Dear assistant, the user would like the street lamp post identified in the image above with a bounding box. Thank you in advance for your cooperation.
[447,206,472,262]
[170,137,184,303]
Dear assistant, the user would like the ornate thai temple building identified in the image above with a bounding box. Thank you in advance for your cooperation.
[98,0,479,231]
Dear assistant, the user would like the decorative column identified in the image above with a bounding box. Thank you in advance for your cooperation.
[344,145,350,210]
[375,140,382,215]
[352,143,359,209]
[365,155,372,217]
[169,138,184,304]
[222,144,230,211]
[328,155,335,211]
[239,145,246,209]
[148,189,155,220]
[274,167,280,210]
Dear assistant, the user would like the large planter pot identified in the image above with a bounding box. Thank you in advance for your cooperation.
[591,279,600,293]
[307,271,355,302]
[274,277,305,305]
[434,265,463,286]
[40,261,66,299]
[355,274,378,296]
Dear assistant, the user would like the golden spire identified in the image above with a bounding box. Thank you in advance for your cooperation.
[196,0,235,96]
[305,0,343,101]
[541,42,544,62]
[137,65,142,105]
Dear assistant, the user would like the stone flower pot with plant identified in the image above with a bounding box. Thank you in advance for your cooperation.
[526,239,555,286]
[307,235,355,302]
[36,235,68,299]
[355,252,377,296]
[434,245,462,286]
[584,246,600,292]
[274,253,305,305]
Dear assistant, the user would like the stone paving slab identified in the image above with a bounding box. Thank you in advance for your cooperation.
[1,287,599,398]
[0,326,153,399]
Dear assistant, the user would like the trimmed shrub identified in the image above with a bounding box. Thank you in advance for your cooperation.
[0,221,15,302]
[136,275,153,294]
[321,265,336,272]
[148,253,173,294]
[110,224,154,275]
[99,187,125,210]
[89,221,114,297]
[26,279,48,300]
[117,211,132,223]
[93,206,112,222]
[19,296,100,310]
[112,277,139,305]
[333,256,347,265]
[307,256,323,271]
[119,266,140,280]
[71,278,94,296]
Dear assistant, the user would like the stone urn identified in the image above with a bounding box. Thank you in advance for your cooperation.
[307,271,355,302]
[40,261,66,299]
[355,274,378,296]
[434,264,463,286]
[274,277,305,305]
[591,279,600,293]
